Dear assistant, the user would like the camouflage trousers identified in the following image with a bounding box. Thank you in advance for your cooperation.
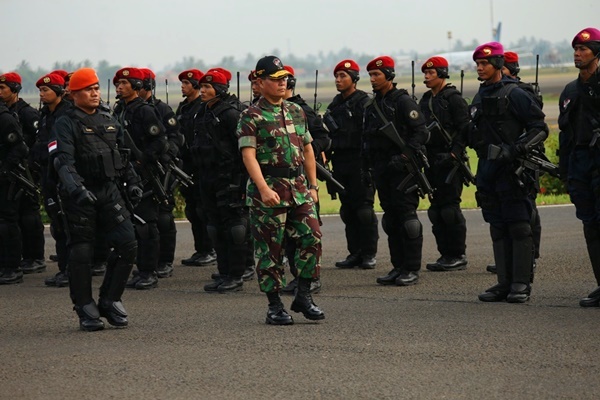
[249,201,322,293]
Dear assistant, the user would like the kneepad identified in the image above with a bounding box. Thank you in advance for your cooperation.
[356,207,376,225]
[114,240,138,264]
[157,211,175,232]
[403,219,422,240]
[228,222,247,246]
[70,242,94,265]
[508,221,532,241]
[440,206,464,225]
[206,224,218,244]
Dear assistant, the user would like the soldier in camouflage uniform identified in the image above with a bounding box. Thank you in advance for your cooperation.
[238,56,325,326]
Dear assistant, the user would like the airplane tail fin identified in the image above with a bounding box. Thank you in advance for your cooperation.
[493,22,502,42]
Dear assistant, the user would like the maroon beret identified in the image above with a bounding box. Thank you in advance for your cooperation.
[334,59,360,76]
[572,27,600,47]
[366,56,394,72]
[178,69,204,83]
[473,42,504,61]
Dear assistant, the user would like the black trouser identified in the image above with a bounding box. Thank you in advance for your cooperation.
[199,177,249,279]
[158,200,177,264]
[373,160,422,272]
[18,193,44,261]
[61,181,136,306]
[333,153,379,257]
[181,181,213,254]
[133,186,160,274]
[425,157,467,258]
[0,181,22,271]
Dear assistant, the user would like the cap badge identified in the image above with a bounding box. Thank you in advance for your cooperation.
[344,62,351,68]
[206,76,213,82]
[376,60,383,67]
[273,58,282,67]
[483,48,492,55]
[426,61,434,68]
[581,31,591,41]
[43,77,51,84]
[0,77,5,82]
[123,70,130,76]
[187,72,193,78]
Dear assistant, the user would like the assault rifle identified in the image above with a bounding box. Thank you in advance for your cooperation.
[426,121,475,186]
[411,61,417,101]
[158,158,193,192]
[122,129,170,205]
[313,70,321,112]
[5,162,40,200]
[380,121,433,198]
[488,144,560,183]
[165,79,169,106]
[316,161,345,199]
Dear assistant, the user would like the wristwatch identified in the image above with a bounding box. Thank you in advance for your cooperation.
[308,184,319,191]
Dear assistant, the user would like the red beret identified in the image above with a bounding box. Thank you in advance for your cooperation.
[179,69,204,83]
[206,68,232,83]
[200,70,228,86]
[284,65,295,76]
[473,42,504,60]
[248,70,256,82]
[572,27,600,47]
[69,68,99,91]
[366,56,394,72]
[334,59,359,75]
[113,67,144,86]
[0,72,22,85]
[139,68,156,80]
[50,70,69,79]
[421,56,448,72]
[36,73,65,88]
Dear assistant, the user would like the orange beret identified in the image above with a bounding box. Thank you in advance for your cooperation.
[69,68,99,91]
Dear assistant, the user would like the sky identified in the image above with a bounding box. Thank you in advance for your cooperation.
[3,0,598,72]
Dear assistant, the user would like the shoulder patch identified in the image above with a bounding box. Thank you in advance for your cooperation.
[168,117,177,126]
[33,121,39,129]
[409,110,419,120]
[7,132,18,143]
[148,125,160,135]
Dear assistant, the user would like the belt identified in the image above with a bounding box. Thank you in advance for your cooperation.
[260,165,304,178]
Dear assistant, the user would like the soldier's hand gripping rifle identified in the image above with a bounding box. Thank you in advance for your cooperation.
[122,129,170,206]
[488,143,560,183]
[426,121,476,186]
[3,162,41,200]
[380,121,433,199]
[315,161,345,199]
[158,158,193,193]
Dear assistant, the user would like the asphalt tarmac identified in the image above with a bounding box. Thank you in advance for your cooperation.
[1,204,599,399]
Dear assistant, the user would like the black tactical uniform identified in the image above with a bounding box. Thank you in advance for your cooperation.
[419,84,470,271]
[10,99,46,274]
[470,75,548,303]
[363,85,429,286]
[33,99,72,286]
[114,97,168,289]
[146,96,184,278]
[51,106,140,331]
[0,104,28,284]
[325,89,379,269]
[192,92,251,292]
[176,95,216,266]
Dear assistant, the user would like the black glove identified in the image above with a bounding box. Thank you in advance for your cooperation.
[73,187,97,206]
[127,185,144,208]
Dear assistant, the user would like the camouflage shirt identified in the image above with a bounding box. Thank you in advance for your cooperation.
[237,97,313,208]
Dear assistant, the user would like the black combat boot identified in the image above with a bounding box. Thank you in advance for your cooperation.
[478,283,511,302]
[20,259,46,274]
[156,262,174,278]
[45,271,69,287]
[427,255,467,272]
[479,235,511,302]
[395,271,419,286]
[266,291,293,325]
[182,249,217,266]
[580,286,600,307]
[132,271,158,290]
[506,282,531,303]
[376,268,402,285]
[204,277,224,292]
[290,278,325,320]
[74,301,105,332]
[98,253,133,327]
[335,254,362,269]
[486,264,497,273]
[0,267,24,284]
[218,276,243,292]
[582,224,600,307]
[242,265,255,281]
[360,255,377,270]
[98,299,129,327]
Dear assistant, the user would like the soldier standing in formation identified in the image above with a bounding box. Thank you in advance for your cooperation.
[558,27,600,307]
[469,42,548,303]
[34,73,72,287]
[191,68,252,292]
[112,67,168,290]
[419,56,470,272]
[0,100,28,284]
[50,68,141,331]
[238,55,324,325]
[139,67,184,278]
[0,72,46,275]
[362,56,430,287]
[325,59,379,270]
[176,69,217,267]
